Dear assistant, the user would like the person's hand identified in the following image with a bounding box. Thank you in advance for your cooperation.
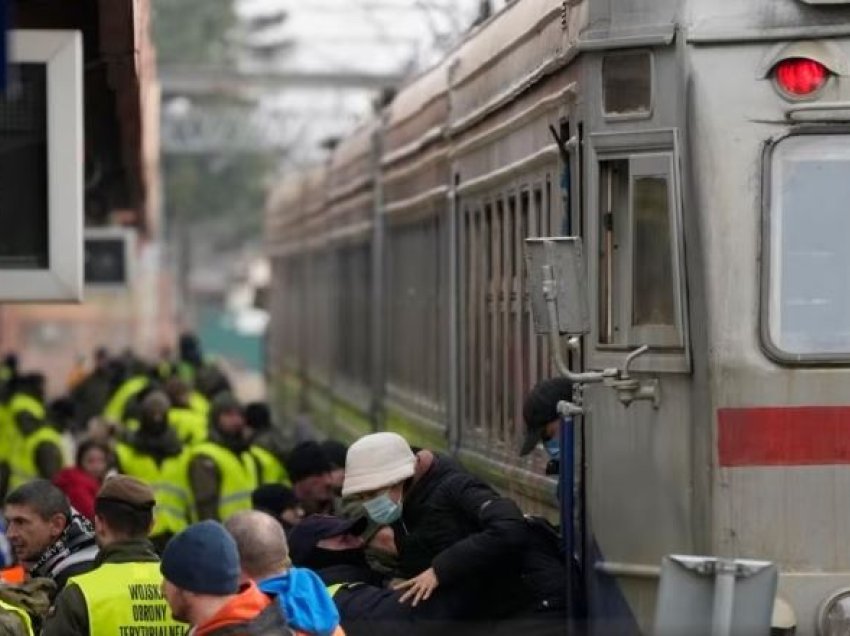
[394,567,439,606]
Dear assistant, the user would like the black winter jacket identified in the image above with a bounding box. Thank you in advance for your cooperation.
[318,563,468,636]
[393,454,530,618]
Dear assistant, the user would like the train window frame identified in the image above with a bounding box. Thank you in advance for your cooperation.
[588,129,690,374]
[761,129,850,364]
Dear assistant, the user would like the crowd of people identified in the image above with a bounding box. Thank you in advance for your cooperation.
[0,335,576,635]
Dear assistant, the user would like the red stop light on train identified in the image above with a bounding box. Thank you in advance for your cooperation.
[774,57,829,97]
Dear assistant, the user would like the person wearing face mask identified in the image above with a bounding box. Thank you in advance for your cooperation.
[186,393,258,523]
[519,377,573,474]
[114,391,189,552]
[342,432,529,621]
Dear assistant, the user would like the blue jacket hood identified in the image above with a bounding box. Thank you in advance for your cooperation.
[259,567,340,636]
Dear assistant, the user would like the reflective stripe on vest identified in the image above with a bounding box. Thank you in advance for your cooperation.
[8,394,45,420]
[189,442,258,521]
[0,598,33,636]
[116,444,191,535]
[326,584,343,598]
[68,562,186,635]
[250,445,291,486]
[9,426,66,490]
[103,376,149,423]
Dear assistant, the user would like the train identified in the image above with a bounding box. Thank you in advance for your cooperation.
[265,0,850,633]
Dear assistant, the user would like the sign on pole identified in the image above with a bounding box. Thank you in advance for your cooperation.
[655,555,777,636]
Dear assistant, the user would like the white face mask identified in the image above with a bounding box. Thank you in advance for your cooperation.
[362,492,402,525]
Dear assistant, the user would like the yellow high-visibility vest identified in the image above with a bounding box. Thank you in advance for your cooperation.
[188,392,209,417]
[8,394,45,422]
[67,561,186,635]
[188,442,258,521]
[168,409,207,446]
[103,376,149,423]
[250,445,291,486]
[0,404,14,464]
[0,597,33,636]
[115,444,191,536]
[8,426,66,491]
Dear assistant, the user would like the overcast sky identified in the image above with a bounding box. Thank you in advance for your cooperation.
[228,0,502,165]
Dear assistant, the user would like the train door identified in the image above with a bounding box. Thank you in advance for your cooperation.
[580,44,694,635]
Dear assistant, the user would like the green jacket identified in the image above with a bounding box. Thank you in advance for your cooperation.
[41,539,180,636]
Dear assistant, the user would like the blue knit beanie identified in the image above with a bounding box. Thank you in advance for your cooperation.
[160,520,240,595]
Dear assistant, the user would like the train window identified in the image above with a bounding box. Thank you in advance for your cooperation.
[459,172,558,455]
[602,51,652,118]
[597,152,683,348]
[631,156,676,332]
[766,134,850,359]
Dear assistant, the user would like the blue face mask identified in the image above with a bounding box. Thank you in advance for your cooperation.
[363,492,403,525]
[543,438,560,460]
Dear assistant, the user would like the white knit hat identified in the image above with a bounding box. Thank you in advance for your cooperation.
[342,432,416,497]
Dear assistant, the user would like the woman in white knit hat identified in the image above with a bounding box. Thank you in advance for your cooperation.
[342,431,529,620]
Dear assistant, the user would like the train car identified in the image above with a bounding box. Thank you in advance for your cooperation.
[266,0,850,633]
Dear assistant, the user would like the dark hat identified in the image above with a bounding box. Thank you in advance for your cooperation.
[520,377,573,456]
[252,484,299,516]
[245,402,272,431]
[288,515,368,566]
[286,441,333,483]
[320,439,348,469]
[96,475,155,510]
[141,391,170,415]
[211,392,241,414]
[161,521,240,595]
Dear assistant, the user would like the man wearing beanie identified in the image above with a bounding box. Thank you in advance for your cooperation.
[160,520,292,635]
[187,394,259,522]
[343,432,529,620]
[43,475,187,635]
[116,390,190,552]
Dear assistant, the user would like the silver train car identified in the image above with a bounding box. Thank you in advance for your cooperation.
[265,0,850,632]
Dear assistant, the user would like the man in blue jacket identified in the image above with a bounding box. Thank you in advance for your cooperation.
[224,510,342,636]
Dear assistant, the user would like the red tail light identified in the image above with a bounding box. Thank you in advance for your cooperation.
[774,58,829,97]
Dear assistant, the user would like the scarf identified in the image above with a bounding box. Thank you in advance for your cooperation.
[30,510,96,579]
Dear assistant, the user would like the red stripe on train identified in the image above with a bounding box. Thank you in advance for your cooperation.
[718,406,850,467]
